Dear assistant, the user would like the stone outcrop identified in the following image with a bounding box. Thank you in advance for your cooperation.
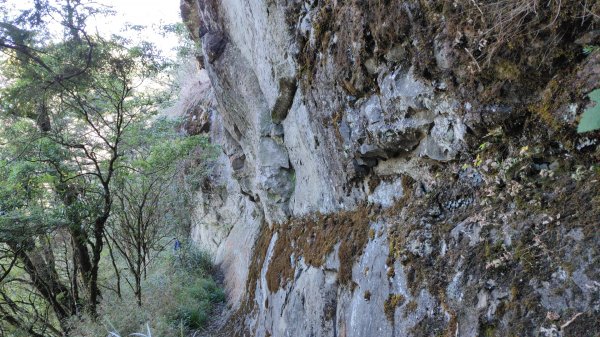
[179,1,600,336]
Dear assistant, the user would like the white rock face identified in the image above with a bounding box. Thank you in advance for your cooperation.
[182,0,465,333]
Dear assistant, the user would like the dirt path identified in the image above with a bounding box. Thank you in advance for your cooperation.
[193,301,230,337]
[192,270,233,337]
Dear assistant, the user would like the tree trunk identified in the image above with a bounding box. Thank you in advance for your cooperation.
[104,236,122,299]
[8,242,74,332]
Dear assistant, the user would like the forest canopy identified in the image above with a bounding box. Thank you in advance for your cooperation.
[0,1,219,336]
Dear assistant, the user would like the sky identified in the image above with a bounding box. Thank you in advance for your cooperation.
[3,0,183,56]
[92,0,181,47]
[92,0,182,52]
[97,0,181,27]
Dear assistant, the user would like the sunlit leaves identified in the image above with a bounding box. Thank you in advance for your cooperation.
[577,88,600,133]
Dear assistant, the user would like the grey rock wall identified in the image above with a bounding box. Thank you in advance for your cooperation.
[180,1,600,336]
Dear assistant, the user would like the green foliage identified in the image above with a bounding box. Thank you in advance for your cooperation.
[577,89,600,133]
[170,272,225,329]
[583,45,599,55]
[120,117,215,175]
[0,1,219,334]
[166,245,225,331]
[109,115,218,256]
[161,22,202,60]
[70,245,224,337]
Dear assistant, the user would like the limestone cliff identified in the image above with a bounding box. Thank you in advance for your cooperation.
[179,1,600,336]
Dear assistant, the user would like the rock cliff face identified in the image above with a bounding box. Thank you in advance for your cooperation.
[180,1,600,336]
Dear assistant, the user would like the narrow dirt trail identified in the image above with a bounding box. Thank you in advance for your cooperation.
[193,271,233,337]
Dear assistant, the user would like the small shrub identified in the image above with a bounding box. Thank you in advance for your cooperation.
[173,241,215,274]
[170,273,225,329]
[69,245,224,337]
